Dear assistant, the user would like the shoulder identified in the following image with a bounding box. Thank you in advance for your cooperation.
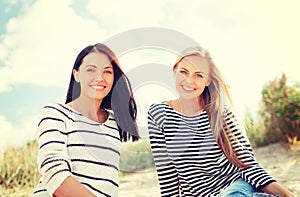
[37,103,70,128]
[103,109,119,127]
[148,101,168,111]
[223,105,236,119]
[39,103,73,119]
[40,102,62,113]
[148,102,168,115]
[105,109,117,123]
[222,106,247,135]
[147,102,169,127]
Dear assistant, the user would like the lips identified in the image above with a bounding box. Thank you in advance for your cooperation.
[90,85,105,90]
[181,85,195,92]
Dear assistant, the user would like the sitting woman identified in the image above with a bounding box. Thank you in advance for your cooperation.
[148,46,294,197]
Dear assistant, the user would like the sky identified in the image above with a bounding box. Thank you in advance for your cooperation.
[0,0,299,151]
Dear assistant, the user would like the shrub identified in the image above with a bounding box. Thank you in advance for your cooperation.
[260,73,300,144]
[244,110,266,148]
[244,73,300,146]
[119,139,154,174]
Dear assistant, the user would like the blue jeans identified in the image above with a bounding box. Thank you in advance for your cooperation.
[218,178,256,197]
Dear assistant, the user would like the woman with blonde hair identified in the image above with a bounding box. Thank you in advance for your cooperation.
[148,46,293,196]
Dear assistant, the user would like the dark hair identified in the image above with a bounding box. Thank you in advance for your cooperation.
[66,43,139,142]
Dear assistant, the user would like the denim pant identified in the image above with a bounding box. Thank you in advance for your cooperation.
[218,178,256,197]
[218,178,280,197]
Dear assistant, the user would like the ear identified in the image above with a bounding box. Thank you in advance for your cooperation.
[73,69,79,83]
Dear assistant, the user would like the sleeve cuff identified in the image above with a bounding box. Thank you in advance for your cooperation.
[46,170,72,195]
[256,180,277,191]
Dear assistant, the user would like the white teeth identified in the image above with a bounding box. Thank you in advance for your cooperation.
[182,85,194,91]
[91,85,105,90]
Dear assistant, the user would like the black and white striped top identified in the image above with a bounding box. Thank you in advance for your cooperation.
[148,103,275,197]
[33,103,121,197]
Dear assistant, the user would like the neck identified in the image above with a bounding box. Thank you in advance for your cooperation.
[68,96,104,122]
[175,97,203,115]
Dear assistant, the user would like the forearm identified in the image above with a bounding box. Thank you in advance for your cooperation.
[53,176,96,197]
[261,182,294,197]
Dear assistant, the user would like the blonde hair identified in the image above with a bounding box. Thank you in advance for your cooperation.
[174,46,247,168]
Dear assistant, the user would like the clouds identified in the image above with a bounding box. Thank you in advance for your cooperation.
[0,0,107,92]
[86,0,166,31]
[0,114,38,154]
[1,0,298,93]
[0,0,299,150]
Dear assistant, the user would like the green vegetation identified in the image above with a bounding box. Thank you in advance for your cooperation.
[119,139,154,174]
[245,73,300,148]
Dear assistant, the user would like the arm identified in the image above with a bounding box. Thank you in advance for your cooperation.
[37,104,95,196]
[148,105,180,197]
[224,109,284,190]
[261,182,294,197]
[225,109,294,196]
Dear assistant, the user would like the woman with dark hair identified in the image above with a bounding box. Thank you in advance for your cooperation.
[33,43,139,197]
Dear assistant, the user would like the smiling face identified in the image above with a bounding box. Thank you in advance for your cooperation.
[174,55,210,99]
[73,52,114,101]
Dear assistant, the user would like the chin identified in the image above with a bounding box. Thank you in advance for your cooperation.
[179,94,199,100]
[93,92,109,100]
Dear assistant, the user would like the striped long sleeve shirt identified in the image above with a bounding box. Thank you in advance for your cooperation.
[148,103,275,197]
[33,103,121,197]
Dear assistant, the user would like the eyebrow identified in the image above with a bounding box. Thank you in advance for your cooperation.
[104,65,113,69]
[85,64,113,69]
[180,67,204,74]
[85,65,97,68]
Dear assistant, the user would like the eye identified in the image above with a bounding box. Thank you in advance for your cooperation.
[195,73,204,78]
[87,68,96,72]
[179,70,188,74]
[103,69,113,74]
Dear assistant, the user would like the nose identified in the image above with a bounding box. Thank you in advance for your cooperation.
[95,71,104,82]
[185,74,194,83]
